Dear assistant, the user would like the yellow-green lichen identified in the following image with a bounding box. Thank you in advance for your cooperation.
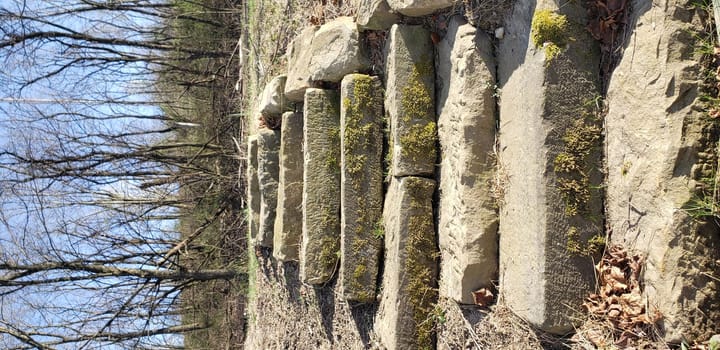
[531,9,569,61]
[314,208,340,274]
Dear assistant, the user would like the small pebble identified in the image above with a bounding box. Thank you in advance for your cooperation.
[495,27,505,40]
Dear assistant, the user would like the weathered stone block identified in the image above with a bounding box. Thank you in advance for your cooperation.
[273,112,304,261]
[301,89,341,285]
[247,136,260,246]
[385,24,437,177]
[285,26,319,102]
[259,75,289,117]
[387,0,455,17]
[605,0,720,342]
[257,128,281,248]
[436,17,498,304]
[497,0,603,334]
[375,176,438,350]
[356,0,399,31]
[339,74,384,302]
[309,17,371,82]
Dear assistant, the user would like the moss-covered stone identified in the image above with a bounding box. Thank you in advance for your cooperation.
[385,24,436,177]
[301,88,341,285]
[376,176,437,349]
[339,74,384,302]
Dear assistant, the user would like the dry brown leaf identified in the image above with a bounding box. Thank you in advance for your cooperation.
[472,288,494,307]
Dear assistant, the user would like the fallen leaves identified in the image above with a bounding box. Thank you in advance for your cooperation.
[586,0,628,54]
[582,245,662,348]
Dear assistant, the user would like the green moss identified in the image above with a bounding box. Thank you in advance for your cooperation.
[567,227,605,256]
[554,98,603,255]
[554,115,601,216]
[343,76,381,178]
[325,126,341,172]
[373,219,384,239]
[352,264,367,282]
[400,62,433,123]
[531,9,569,61]
[403,179,438,349]
[400,122,437,163]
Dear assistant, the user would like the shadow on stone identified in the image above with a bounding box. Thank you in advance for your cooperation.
[348,301,377,348]
[281,261,302,305]
[314,284,336,343]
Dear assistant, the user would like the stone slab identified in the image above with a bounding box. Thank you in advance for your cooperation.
[497,0,603,334]
[273,112,304,261]
[605,0,720,341]
[385,24,437,177]
[300,88,342,285]
[356,0,399,31]
[259,75,289,117]
[247,136,260,246]
[257,128,281,248]
[387,0,455,17]
[436,17,498,304]
[339,74,384,302]
[309,17,371,82]
[375,176,438,350]
[285,26,319,102]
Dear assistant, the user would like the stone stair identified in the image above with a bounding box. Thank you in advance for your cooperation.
[246,0,720,347]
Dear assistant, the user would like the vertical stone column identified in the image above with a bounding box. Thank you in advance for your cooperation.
[497,0,603,334]
[375,176,437,350]
[257,128,281,248]
[273,112,304,261]
[436,17,499,305]
[301,89,341,284]
[247,136,260,246]
[605,0,720,341]
[339,74,384,302]
[385,24,437,177]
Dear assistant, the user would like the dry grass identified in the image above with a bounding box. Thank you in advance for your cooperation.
[463,0,514,30]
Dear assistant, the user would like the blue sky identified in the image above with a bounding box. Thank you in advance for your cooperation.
[0,0,191,348]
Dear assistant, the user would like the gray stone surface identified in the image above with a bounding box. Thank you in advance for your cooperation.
[497,0,603,334]
[375,176,438,350]
[436,17,498,305]
[385,24,437,177]
[259,75,289,117]
[285,26,319,102]
[247,136,260,246]
[339,74,384,302]
[300,89,342,285]
[605,0,720,342]
[273,112,304,261]
[309,17,371,82]
[387,0,455,16]
[356,0,399,31]
[257,128,281,248]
